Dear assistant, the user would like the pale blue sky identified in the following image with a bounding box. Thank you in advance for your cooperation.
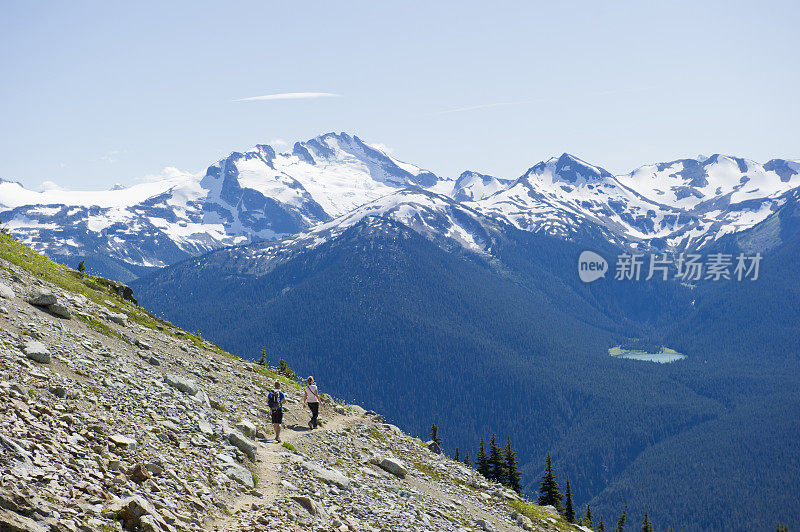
[2,0,798,190]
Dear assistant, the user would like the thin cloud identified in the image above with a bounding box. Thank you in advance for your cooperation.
[234,92,341,102]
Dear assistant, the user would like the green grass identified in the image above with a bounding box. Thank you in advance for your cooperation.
[75,313,129,343]
[252,472,259,487]
[253,364,302,390]
[365,426,387,442]
[281,442,295,451]
[508,499,578,531]
[413,461,444,482]
[0,232,229,350]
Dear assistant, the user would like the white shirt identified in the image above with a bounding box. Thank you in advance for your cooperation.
[305,384,320,403]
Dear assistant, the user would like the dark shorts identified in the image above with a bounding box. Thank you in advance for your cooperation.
[270,408,283,424]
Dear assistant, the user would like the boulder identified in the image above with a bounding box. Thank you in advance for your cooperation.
[27,289,56,307]
[108,312,127,325]
[197,419,215,437]
[426,440,442,454]
[0,283,15,299]
[216,454,255,488]
[164,374,199,396]
[0,508,49,532]
[23,341,50,364]
[372,455,408,478]
[47,303,71,319]
[290,495,328,519]
[228,431,258,461]
[300,460,352,490]
[109,434,138,451]
[95,278,138,305]
[128,463,152,483]
[235,420,257,440]
[106,495,173,531]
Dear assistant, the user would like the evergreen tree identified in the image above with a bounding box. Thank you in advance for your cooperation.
[563,476,575,522]
[578,504,593,528]
[615,502,628,532]
[503,436,522,493]
[640,510,653,532]
[488,433,505,483]
[476,437,490,478]
[77,260,85,276]
[277,358,295,379]
[430,423,442,446]
[597,515,606,532]
[454,447,460,462]
[776,525,788,532]
[537,453,563,512]
[257,348,268,366]
[462,451,471,468]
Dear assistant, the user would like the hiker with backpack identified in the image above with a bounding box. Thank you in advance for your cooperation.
[267,381,286,442]
[304,376,320,429]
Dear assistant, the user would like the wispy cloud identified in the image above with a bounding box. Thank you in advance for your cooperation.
[234,92,341,102]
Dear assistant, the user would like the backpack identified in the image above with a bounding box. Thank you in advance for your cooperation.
[268,390,282,410]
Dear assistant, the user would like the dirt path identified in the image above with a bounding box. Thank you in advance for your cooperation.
[208,410,351,531]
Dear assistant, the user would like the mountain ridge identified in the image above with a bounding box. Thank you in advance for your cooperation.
[1,132,799,283]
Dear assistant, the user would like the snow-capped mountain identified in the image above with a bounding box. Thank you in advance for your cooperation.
[2,132,799,281]
[0,133,445,280]
[450,171,512,202]
[180,189,510,278]
[474,153,800,250]
[473,153,688,245]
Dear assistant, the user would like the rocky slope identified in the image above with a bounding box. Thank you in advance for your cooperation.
[0,233,585,532]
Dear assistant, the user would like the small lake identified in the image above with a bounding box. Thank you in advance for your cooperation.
[615,352,686,363]
[609,346,687,364]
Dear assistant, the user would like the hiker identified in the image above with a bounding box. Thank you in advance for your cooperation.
[304,376,320,429]
[267,381,286,442]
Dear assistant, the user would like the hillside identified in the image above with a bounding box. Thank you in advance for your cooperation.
[0,232,593,531]
[130,198,800,530]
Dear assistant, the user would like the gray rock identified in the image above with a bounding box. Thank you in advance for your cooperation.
[216,454,255,488]
[27,289,56,306]
[475,518,495,531]
[228,431,258,461]
[109,434,138,450]
[235,420,257,440]
[106,495,173,531]
[375,456,408,478]
[0,283,15,299]
[145,462,164,476]
[300,460,352,490]
[47,302,71,319]
[164,374,199,396]
[426,440,442,454]
[24,341,51,364]
[108,312,127,325]
[197,419,214,436]
[0,508,50,532]
[291,495,328,518]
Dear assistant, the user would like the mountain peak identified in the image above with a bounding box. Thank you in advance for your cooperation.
[525,153,613,184]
